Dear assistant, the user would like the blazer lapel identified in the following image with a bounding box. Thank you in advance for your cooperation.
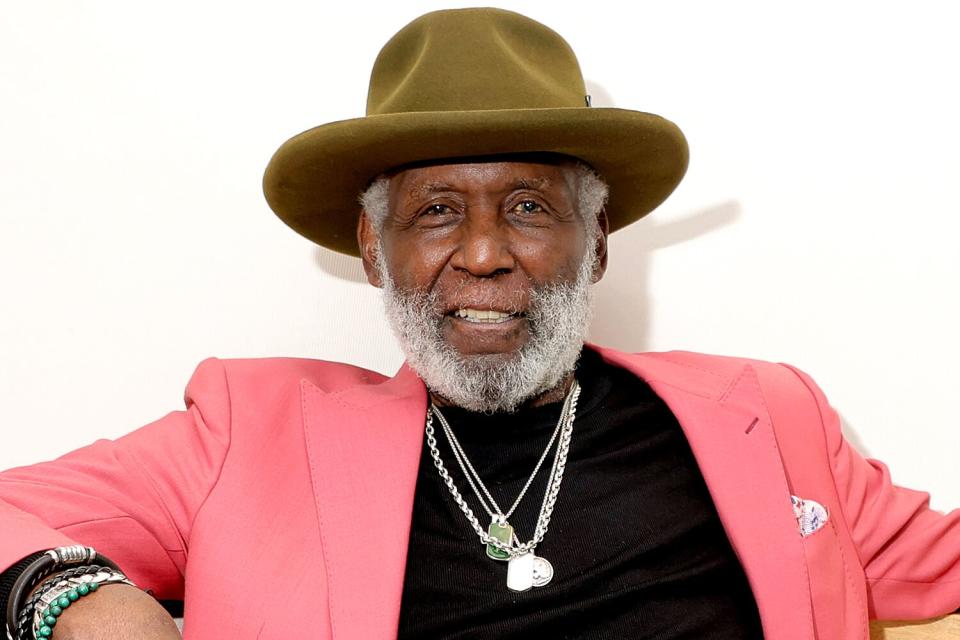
[596,347,815,640]
[300,364,427,640]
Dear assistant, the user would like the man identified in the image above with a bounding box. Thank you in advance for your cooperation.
[1,7,959,640]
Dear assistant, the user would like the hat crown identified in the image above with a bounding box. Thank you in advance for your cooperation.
[366,8,588,115]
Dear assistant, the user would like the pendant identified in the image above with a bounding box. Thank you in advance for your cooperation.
[506,552,554,591]
[506,551,535,591]
[532,555,554,587]
[486,520,513,561]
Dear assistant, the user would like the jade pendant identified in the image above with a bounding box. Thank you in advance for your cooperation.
[486,520,513,560]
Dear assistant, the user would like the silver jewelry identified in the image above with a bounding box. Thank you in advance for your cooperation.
[44,546,95,565]
[425,379,580,591]
[432,388,571,524]
[32,569,134,638]
[532,555,554,587]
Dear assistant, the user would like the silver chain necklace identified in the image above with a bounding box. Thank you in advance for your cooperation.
[425,379,581,591]
[432,390,570,522]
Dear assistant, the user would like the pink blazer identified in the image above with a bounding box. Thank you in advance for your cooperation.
[1,346,959,639]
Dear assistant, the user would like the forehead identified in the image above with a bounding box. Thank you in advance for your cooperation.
[388,157,578,200]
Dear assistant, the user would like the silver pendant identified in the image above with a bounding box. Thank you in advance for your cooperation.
[506,551,535,591]
[506,552,554,591]
[532,555,553,587]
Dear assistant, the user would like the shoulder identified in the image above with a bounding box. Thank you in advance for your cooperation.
[591,343,810,384]
[650,349,817,391]
[636,348,773,375]
[589,344,823,408]
[183,356,389,405]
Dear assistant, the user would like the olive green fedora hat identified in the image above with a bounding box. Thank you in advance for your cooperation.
[262,7,689,256]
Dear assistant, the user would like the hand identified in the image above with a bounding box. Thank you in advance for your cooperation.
[41,583,181,639]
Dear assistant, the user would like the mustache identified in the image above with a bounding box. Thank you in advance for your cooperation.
[406,277,531,318]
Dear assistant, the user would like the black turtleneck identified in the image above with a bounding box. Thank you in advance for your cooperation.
[396,348,764,639]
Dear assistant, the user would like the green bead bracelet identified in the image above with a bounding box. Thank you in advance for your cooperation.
[35,582,99,639]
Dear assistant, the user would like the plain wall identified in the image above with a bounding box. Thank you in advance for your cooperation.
[1,1,958,509]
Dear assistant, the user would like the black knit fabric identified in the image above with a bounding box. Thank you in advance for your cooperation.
[397,348,764,639]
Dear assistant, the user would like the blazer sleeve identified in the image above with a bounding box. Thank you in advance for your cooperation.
[0,357,232,599]
[785,365,960,619]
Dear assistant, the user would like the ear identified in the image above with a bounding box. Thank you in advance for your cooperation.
[357,209,384,288]
[591,207,610,283]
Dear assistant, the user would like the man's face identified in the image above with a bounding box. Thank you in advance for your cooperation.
[358,158,608,411]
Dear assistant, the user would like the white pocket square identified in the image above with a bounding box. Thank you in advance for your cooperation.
[791,495,829,537]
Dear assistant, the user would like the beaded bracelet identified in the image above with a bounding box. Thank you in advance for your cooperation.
[31,566,133,640]
[21,566,133,640]
[31,579,101,638]
[16,573,75,637]
[20,565,108,621]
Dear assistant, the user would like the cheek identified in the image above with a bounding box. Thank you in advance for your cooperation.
[383,239,450,290]
[513,236,587,281]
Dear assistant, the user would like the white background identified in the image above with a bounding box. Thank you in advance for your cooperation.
[1,2,958,509]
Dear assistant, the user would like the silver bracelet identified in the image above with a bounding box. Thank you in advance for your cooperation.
[31,569,134,639]
[43,546,96,566]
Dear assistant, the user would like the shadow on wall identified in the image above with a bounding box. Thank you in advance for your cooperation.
[312,246,367,283]
[590,200,741,352]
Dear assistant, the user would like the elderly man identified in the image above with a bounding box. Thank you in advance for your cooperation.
[1,7,959,640]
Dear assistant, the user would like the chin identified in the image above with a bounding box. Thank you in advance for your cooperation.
[454,347,524,362]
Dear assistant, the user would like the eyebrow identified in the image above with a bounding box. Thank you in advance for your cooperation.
[513,176,551,191]
[407,176,552,201]
[407,182,456,200]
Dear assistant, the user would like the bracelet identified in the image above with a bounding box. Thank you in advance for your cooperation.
[20,565,115,613]
[0,552,46,633]
[17,565,130,640]
[30,569,134,639]
[16,576,72,637]
[20,567,101,620]
[29,577,95,639]
[3,546,125,640]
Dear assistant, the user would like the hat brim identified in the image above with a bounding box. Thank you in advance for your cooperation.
[262,107,689,256]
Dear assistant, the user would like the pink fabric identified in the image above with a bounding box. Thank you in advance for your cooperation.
[1,346,958,639]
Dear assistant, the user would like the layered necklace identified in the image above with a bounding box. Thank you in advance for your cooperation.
[425,379,581,592]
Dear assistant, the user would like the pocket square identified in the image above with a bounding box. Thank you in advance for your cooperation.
[791,495,829,537]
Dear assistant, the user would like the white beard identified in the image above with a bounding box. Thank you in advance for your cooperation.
[377,246,596,413]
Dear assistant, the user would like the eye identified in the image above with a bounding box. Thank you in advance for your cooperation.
[421,203,452,216]
[512,199,545,215]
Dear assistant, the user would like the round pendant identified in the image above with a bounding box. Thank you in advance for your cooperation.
[532,555,554,587]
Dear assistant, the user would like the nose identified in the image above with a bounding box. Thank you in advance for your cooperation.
[450,209,514,277]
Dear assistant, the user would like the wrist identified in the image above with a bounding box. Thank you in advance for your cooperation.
[3,546,132,640]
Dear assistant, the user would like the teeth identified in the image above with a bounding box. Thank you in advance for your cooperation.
[455,308,516,323]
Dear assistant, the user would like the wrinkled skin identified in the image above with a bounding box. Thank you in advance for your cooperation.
[358,157,608,408]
